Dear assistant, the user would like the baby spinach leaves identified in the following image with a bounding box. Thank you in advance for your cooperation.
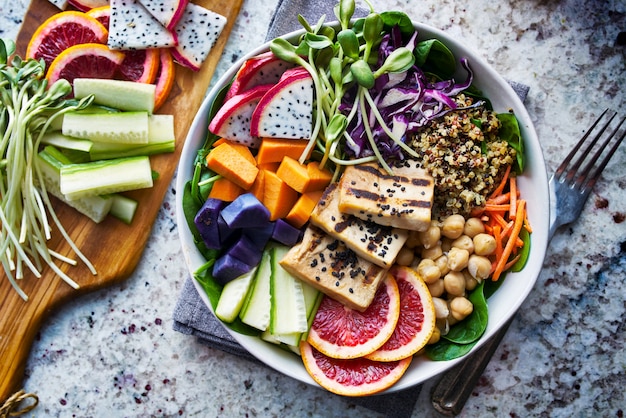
[425,281,489,361]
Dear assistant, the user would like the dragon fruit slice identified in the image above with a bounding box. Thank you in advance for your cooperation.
[47,0,69,9]
[108,0,178,50]
[250,67,313,140]
[225,51,298,101]
[208,84,273,149]
[68,0,108,11]
[171,3,227,71]
[137,0,189,30]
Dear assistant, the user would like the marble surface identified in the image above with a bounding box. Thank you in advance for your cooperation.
[1,0,625,416]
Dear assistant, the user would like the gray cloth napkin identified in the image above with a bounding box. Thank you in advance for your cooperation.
[173,1,529,416]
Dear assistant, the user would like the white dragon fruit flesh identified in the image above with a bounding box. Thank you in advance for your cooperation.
[47,0,69,9]
[225,51,297,101]
[250,67,313,140]
[171,3,227,71]
[108,0,178,50]
[137,0,189,30]
[208,84,273,149]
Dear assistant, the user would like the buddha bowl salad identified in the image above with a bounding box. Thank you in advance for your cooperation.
[182,0,530,394]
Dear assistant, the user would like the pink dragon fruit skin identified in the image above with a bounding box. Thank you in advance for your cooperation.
[250,67,314,140]
[108,0,178,50]
[137,0,189,31]
[208,84,273,149]
[68,0,108,11]
[171,3,227,71]
[224,52,298,101]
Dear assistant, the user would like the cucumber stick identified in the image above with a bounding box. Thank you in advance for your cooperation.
[60,156,153,200]
[41,131,93,153]
[239,251,272,331]
[73,78,156,114]
[274,279,322,347]
[269,245,308,335]
[215,266,257,323]
[37,149,113,223]
[109,194,138,224]
[62,111,149,144]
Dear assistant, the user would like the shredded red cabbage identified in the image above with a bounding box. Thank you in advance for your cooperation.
[342,26,476,162]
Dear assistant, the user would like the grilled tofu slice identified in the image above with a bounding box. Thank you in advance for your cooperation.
[338,160,434,231]
[279,225,388,311]
[310,183,408,268]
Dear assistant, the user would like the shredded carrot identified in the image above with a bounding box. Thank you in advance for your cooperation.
[492,199,526,281]
[493,225,503,261]
[491,212,509,229]
[509,177,518,219]
[524,216,533,233]
[489,164,511,199]
[502,254,522,272]
[486,192,511,205]
[484,204,511,212]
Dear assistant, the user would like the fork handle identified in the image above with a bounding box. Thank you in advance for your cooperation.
[430,317,513,416]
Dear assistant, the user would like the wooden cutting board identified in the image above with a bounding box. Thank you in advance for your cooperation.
[0,0,243,403]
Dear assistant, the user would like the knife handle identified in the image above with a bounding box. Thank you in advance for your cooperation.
[430,318,513,416]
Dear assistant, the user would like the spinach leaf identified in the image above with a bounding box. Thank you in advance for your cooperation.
[512,227,531,272]
[442,281,488,344]
[497,112,525,173]
[414,39,456,79]
[425,337,477,361]
[380,11,413,35]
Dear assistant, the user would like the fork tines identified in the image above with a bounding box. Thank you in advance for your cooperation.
[556,109,626,191]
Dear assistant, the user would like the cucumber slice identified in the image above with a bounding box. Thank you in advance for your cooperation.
[88,115,175,160]
[273,279,322,347]
[62,111,149,144]
[60,156,153,200]
[215,266,257,323]
[41,131,93,153]
[239,250,272,331]
[269,245,308,335]
[109,194,138,224]
[37,149,113,223]
[73,78,156,113]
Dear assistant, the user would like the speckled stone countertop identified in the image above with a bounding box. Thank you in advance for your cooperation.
[1,0,625,416]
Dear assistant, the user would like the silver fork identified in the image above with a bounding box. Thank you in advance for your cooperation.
[430,109,626,416]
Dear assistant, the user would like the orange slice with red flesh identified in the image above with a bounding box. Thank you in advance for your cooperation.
[46,43,125,86]
[307,275,400,359]
[153,49,176,111]
[26,11,108,69]
[300,341,412,396]
[365,266,436,362]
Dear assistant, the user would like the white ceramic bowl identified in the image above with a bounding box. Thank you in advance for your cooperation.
[176,21,550,393]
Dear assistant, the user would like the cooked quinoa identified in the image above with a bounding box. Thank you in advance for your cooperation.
[409,95,517,219]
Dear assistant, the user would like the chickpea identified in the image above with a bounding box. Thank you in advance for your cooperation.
[418,222,440,249]
[395,247,415,266]
[463,270,479,291]
[447,247,469,271]
[441,214,466,239]
[427,278,445,297]
[405,230,421,249]
[473,233,497,256]
[434,254,450,276]
[450,296,474,321]
[451,235,474,253]
[463,217,485,238]
[432,297,449,319]
[417,258,441,284]
[421,244,443,260]
[443,271,466,296]
[467,254,492,279]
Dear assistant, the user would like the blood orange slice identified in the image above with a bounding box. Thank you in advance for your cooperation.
[117,49,160,84]
[153,49,176,111]
[307,275,400,359]
[365,266,436,362]
[86,5,111,28]
[26,11,108,68]
[46,43,125,86]
[300,341,412,396]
